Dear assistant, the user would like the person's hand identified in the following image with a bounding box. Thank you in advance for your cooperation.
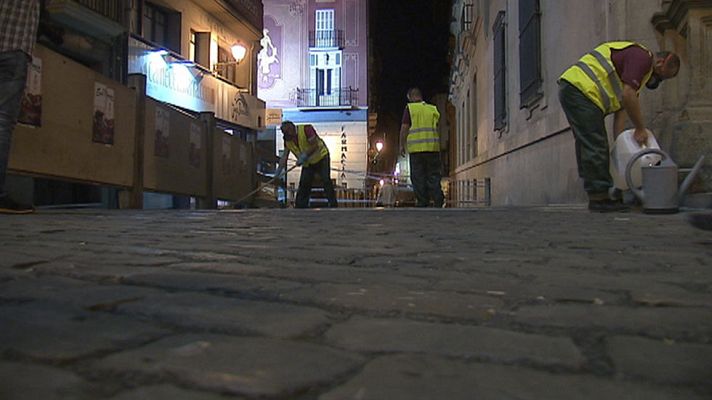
[399,145,406,157]
[297,153,309,166]
[633,128,648,146]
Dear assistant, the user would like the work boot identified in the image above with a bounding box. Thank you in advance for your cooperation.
[588,198,629,213]
[0,196,34,214]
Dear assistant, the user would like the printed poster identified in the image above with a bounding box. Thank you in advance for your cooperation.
[18,56,42,127]
[222,136,232,174]
[92,82,115,145]
[189,123,202,168]
[154,107,170,157]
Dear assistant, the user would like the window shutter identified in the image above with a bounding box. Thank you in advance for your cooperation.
[493,11,507,131]
[518,0,542,107]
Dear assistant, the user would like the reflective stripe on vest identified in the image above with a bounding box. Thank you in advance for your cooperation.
[560,41,653,114]
[406,102,440,153]
[285,125,329,167]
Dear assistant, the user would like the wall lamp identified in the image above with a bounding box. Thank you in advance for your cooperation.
[214,42,248,70]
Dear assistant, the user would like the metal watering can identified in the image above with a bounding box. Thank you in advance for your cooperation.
[625,148,705,214]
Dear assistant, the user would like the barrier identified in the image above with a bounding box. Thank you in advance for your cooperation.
[8,45,257,208]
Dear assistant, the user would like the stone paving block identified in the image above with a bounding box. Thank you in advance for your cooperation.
[116,292,330,338]
[170,261,432,289]
[109,384,239,400]
[325,317,585,367]
[514,304,712,339]
[0,251,50,269]
[0,275,163,309]
[434,274,621,304]
[0,303,169,362]
[281,283,503,320]
[607,336,712,386]
[30,261,168,283]
[121,270,304,297]
[0,361,94,400]
[319,354,705,400]
[94,334,364,397]
[630,286,712,307]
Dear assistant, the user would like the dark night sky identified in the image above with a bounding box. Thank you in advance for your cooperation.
[372,0,452,167]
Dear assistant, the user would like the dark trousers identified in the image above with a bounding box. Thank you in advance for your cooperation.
[558,80,612,196]
[0,50,30,197]
[296,155,337,208]
[409,151,444,207]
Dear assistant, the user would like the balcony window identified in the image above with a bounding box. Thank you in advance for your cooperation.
[142,2,181,53]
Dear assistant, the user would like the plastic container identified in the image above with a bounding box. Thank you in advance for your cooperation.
[610,129,662,190]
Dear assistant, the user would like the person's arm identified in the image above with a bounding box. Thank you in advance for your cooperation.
[613,109,627,137]
[399,107,411,156]
[621,83,647,144]
[399,123,410,157]
[297,125,319,164]
[277,149,290,174]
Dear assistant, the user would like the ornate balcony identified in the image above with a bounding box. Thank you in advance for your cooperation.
[295,87,358,108]
[309,30,345,48]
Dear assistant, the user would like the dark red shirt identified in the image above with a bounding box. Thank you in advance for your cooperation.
[611,45,653,90]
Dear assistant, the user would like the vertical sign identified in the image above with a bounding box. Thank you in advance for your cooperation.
[18,56,42,127]
[189,123,202,168]
[154,107,170,157]
[340,126,347,188]
[92,82,115,145]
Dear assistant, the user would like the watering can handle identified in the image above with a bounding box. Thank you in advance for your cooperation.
[624,148,669,200]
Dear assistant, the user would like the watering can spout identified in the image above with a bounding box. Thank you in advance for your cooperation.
[679,155,705,199]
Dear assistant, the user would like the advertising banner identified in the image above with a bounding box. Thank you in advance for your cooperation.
[92,82,115,145]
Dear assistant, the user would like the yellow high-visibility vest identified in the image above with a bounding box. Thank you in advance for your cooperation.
[285,125,329,167]
[406,102,440,153]
[559,41,654,114]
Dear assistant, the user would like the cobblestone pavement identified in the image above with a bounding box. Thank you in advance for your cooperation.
[1,207,711,399]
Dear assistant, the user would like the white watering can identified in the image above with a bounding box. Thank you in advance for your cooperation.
[625,149,705,214]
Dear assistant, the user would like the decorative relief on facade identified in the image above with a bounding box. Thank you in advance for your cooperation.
[258,16,282,89]
[344,0,358,47]
[289,0,305,16]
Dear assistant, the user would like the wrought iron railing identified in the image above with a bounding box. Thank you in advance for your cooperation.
[295,87,358,107]
[75,0,122,22]
[308,30,345,48]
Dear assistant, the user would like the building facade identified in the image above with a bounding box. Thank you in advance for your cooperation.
[8,0,264,208]
[448,0,712,207]
[259,0,369,193]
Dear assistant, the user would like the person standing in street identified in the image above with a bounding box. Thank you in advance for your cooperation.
[0,0,40,214]
[399,87,444,208]
[558,41,680,212]
[278,121,337,209]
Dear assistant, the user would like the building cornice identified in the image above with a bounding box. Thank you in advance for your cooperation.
[652,0,712,35]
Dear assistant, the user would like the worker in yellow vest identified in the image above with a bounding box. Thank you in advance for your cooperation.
[277,121,337,208]
[558,41,679,212]
[399,87,444,207]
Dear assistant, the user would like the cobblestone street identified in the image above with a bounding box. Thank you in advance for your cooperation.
[1,207,711,399]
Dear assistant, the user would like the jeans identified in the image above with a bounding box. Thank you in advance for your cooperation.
[409,151,444,207]
[0,50,29,197]
[558,80,611,196]
[296,154,338,208]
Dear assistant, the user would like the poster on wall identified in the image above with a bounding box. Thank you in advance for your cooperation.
[18,56,42,127]
[189,123,202,168]
[92,82,115,145]
[222,136,232,174]
[154,107,170,157]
